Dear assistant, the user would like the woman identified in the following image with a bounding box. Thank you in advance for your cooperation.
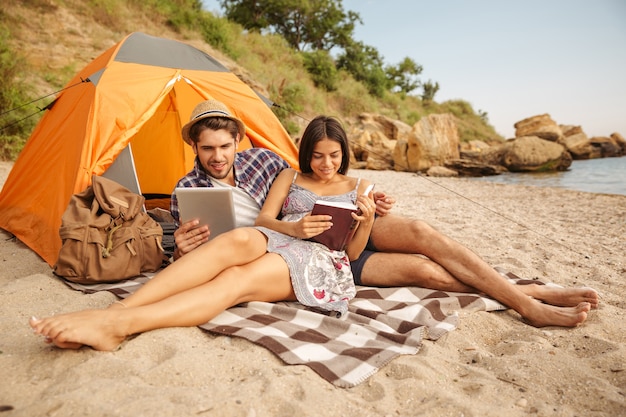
[30,116,375,351]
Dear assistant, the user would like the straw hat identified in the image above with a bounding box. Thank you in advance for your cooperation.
[181,99,246,145]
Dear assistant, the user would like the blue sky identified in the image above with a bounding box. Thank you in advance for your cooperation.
[201,0,626,139]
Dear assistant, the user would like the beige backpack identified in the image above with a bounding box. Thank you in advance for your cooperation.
[54,175,164,283]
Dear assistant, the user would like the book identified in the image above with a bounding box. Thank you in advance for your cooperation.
[308,200,359,251]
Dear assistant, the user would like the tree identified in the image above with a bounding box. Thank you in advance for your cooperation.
[300,50,339,91]
[218,0,271,32]
[336,40,388,97]
[219,0,360,51]
[421,80,440,105]
[385,57,423,95]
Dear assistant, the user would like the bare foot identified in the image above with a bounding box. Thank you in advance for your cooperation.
[518,284,599,309]
[522,301,591,328]
[30,310,127,351]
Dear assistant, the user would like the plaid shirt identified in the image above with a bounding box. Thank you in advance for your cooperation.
[170,148,290,225]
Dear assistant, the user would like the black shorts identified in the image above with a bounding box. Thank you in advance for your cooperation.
[351,238,379,286]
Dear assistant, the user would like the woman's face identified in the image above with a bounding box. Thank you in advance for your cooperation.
[309,138,343,181]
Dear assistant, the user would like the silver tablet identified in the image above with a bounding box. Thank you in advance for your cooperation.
[175,187,236,241]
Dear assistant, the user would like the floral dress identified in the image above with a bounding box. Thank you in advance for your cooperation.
[255,174,361,316]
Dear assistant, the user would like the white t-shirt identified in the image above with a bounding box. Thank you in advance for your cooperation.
[210,178,261,228]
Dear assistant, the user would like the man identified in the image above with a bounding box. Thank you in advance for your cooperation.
[172,99,597,328]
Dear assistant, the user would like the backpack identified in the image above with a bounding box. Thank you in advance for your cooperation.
[54,175,164,283]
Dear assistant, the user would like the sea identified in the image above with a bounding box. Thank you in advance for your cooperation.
[471,156,626,196]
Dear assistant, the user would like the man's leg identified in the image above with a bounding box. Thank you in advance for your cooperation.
[366,214,596,327]
[357,251,475,292]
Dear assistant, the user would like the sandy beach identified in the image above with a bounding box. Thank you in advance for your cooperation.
[1,160,624,417]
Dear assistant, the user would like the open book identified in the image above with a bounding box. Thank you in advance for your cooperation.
[308,200,359,251]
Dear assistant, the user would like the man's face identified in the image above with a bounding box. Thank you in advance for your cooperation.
[192,128,239,185]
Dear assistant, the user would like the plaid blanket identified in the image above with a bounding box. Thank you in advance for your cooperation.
[62,267,532,388]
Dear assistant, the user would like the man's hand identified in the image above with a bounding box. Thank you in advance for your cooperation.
[173,219,210,259]
[373,191,395,217]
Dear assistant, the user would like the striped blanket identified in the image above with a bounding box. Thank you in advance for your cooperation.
[62,268,531,387]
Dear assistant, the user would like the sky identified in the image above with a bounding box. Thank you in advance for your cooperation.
[201,0,626,139]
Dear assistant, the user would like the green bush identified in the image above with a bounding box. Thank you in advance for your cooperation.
[442,99,475,118]
[300,50,338,92]
[0,22,37,160]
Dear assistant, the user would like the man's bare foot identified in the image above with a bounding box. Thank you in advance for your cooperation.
[522,301,591,328]
[30,310,127,351]
[518,284,599,309]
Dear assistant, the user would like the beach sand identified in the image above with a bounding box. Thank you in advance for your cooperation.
[1,160,624,417]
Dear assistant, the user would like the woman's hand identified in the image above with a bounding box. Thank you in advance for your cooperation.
[290,214,333,239]
[352,194,377,224]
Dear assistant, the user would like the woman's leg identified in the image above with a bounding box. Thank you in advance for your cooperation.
[122,227,268,308]
[30,253,294,351]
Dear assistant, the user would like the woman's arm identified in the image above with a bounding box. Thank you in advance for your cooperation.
[255,169,333,238]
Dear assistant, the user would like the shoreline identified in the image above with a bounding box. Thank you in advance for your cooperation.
[1,161,625,416]
[469,155,626,197]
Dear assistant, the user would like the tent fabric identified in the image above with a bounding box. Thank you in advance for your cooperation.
[0,32,299,266]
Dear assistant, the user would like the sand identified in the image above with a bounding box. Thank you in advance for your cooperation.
[1,160,624,417]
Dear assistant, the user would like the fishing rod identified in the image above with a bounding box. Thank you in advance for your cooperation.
[272,102,586,259]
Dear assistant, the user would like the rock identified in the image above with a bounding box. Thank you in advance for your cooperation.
[395,113,460,172]
[392,139,410,172]
[611,132,626,153]
[514,114,563,142]
[426,166,459,177]
[560,124,583,137]
[516,398,528,408]
[444,159,507,176]
[460,140,491,153]
[346,110,621,176]
[563,132,595,159]
[589,136,624,157]
[502,136,572,172]
[348,114,411,170]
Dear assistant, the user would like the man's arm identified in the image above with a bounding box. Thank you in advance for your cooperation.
[172,219,211,260]
[373,191,395,216]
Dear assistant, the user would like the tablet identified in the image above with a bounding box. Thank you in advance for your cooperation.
[175,187,236,241]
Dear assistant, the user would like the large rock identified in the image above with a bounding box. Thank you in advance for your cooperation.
[611,132,626,153]
[514,114,563,142]
[560,125,583,137]
[444,159,507,176]
[501,136,572,172]
[426,165,459,177]
[589,136,624,157]
[394,114,460,172]
[348,113,411,170]
[563,131,595,159]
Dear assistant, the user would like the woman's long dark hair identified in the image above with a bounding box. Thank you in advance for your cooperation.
[298,116,350,175]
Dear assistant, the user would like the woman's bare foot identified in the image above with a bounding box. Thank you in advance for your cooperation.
[521,301,591,328]
[30,310,127,351]
[517,284,599,309]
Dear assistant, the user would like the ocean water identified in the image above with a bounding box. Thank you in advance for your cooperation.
[471,156,626,196]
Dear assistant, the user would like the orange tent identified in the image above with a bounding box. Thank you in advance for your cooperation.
[0,32,298,266]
